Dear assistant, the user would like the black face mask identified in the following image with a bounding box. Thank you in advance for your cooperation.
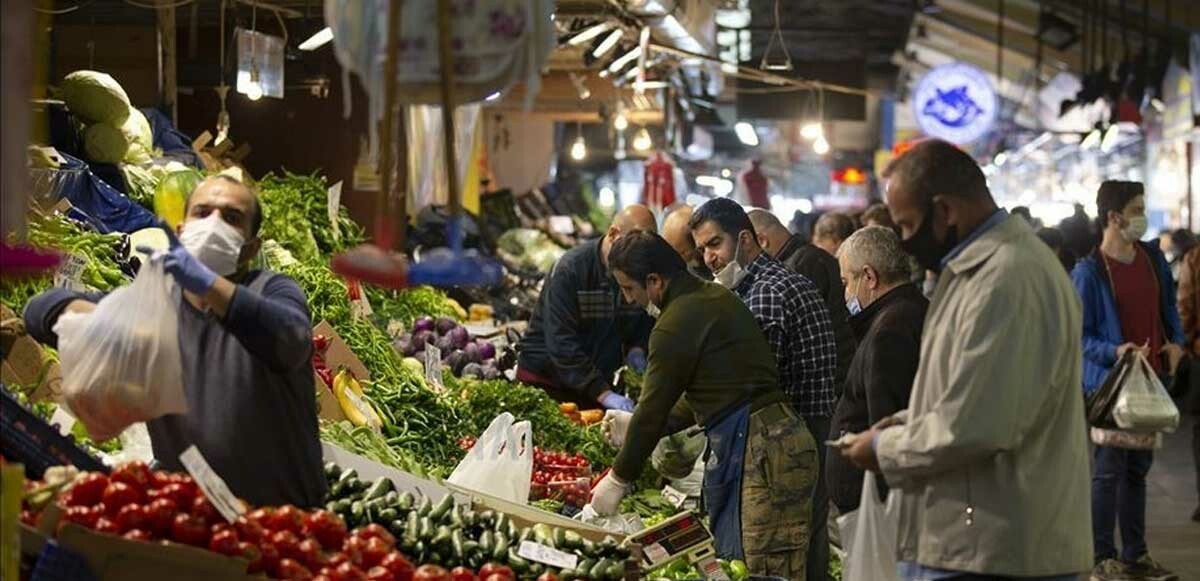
[900,203,959,273]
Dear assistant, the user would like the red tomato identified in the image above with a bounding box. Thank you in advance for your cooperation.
[326,552,350,570]
[304,510,348,550]
[342,535,369,566]
[109,462,152,489]
[366,566,394,581]
[297,538,327,571]
[273,529,303,561]
[149,470,172,489]
[209,528,241,556]
[191,496,220,522]
[101,482,144,514]
[65,473,109,507]
[333,562,369,581]
[62,505,100,529]
[114,503,148,533]
[170,513,210,547]
[156,483,195,507]
[246,507,274,527]
[414,565,450,581]
[123,529,153,542]
[235,514,268,543]
[277,558,315,580]
[19,510,37,527]
[361,537,391,569]
[314,576,335,581]
[267,504,306,534]
[354,524,395,548]
[449,566,477,581]
[253,541,281,575]
[237,541,262,570]
[379,552,414,581]
[477,564,513,581]
[535,574,559,581]
[144,498,177,537]
[94,517,120,535]
[482,576,509,581]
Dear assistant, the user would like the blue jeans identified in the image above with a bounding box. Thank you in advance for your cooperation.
[1091,445,1153,563]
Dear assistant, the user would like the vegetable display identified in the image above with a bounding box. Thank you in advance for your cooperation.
[395,316,502,380]
[258,171,365,264]
[59,70,132,125]
[455,438,592,510]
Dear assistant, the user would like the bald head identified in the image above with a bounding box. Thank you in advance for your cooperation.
[747,209,791,258]
[662,205,696,261]
[612,204,657,235]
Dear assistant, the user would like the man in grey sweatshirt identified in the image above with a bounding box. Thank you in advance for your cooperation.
[25,176,326,507]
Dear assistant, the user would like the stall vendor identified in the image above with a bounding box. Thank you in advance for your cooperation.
[516,205,658,411]
[24,175,326,507]
[591,231,816,580]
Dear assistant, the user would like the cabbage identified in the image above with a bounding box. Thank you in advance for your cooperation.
[82,107,156,165]
[122,108,154,164]
[61,70,132,124]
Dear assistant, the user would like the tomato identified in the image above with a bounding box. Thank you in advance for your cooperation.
[109,462,152,489]
[247,541,279,575]
[535,574,559,581]
[94,517,120,535]
[62,505,101,529]
[19,510,37,527]
[333,562,369,581]
[366,566,395,581]
[156,483,195,507]
[354,524,395,548]
[101,482,144,514]
[326,552,350,569]
[304,510,348,550]
[170,513,210,547]
[482,576,509,581]
[362,537,392,569]
[246,507,273,527]
[267,505,306,534]
[66,473,109,507]
[414,565,450,581]
[342,535,369,566]
[150,470,172,489]
[379,552,414,581]
[115,503,148,533]
[191,496,219,522]
[450,566,477,581]
[209,528,241,556]
[123,529,153,542]
[235,514,268,543]
[297,538,327,571]
[143,498,177,537]
[236,541,262,570]
[272,529,303,561]
[277,558,315,580]
[477,564,513,581]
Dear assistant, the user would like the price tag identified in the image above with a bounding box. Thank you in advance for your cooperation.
[327,181,343,242]
[696,556,731,581]
[643,542,670,564]
[53,254,89,292]
[424,345,444,392]
[49,406,76,437]
[179,446,245,523]
[662,485,688,509]
[347,279,374,319]
[518,541,579,571]
[343,385,380,431]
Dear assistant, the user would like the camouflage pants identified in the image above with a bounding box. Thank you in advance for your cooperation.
[741,403,818,581]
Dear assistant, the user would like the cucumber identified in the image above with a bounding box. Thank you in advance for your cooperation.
[591,558,613,580]
[419,516,434,540]
[432,525,452,548]
[324,462,341,480]
[450,505,465,528]
[451,529,465,561]
[576,559,596,580]
[492,532,509,561]
[479,530,495,554]
[562,530,584,550]
[552,527,567,550]
[605,560,626,580]
[417,496,434,517]
[430,494,454,522]
[364,476,394,501]
[581,539,598,558]
[519,527,535,543]
[405,511,420,540]
[507,547,530,573]
[397,491,415,511]
[533,523,554,547]
[378,508,398,523]
[337,468,358,484]
[494,513,509,534]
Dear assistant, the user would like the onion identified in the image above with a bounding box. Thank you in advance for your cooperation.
[413,316,435,333]
[448,326,470,349]
[435,316,457,335]
[475,340,496,360]
[412,330,434,351]
[463,343,481,364]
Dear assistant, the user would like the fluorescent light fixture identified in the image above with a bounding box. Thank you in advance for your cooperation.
[734,122,759,146]
[1100,124,1120,153]
[485,91,502,102]
[592,29,624,58]
[813,135,831,155]
[613,111,629,131]
[1081,128,1102,150]
[634,81,668,90]
[800,122,823,140]
[568,22,612,46]
[608,46,642,74]
[299,27,333,51]
[632,127,652,151]
[570,136,587,161]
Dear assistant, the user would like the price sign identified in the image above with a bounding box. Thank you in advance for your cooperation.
[424,345,444,392]
[179,446,245,523]
[53,254,89,292]
[49,406,76,437]
[327,181,343,242]
[517,541,579,571]
[662,485,687,509]
[347,279,374,319]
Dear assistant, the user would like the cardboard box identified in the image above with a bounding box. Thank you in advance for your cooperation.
[56,523,258,581]
[1,306,62,403]
[321,441,468,507]
[312,320,371,422]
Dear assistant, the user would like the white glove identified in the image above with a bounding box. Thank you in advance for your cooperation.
[602,410,633,448]
[589,471,632,516]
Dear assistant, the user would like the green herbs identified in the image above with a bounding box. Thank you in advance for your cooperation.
[257,171,364,263]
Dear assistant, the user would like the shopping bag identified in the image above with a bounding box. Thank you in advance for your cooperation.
[53,259,186,441]
[843,471,900,581]
[1112,352,1180,433]
[1089,427,1161,450]
[447,412,533,503]
[1086,350,1137,429]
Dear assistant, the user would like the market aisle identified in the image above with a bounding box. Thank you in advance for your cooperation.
[1146,413,1200,580]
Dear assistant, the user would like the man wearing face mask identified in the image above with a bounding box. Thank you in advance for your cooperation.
[661,204,711,280]
[24,175,326,507]
[1071,181,1185,581]
[592,231,816,580]
[822,226,927,514]
[841,139,1092,580]
[689,197,836,581]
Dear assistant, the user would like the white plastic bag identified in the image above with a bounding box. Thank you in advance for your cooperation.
[843,471,900,581]
[1112,353,1179,433]
[54,260,186,441]
[447,412,533,503]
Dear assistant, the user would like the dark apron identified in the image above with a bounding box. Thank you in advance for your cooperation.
[701,402,751,560]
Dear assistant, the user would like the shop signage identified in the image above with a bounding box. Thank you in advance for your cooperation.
[912,62,997,144]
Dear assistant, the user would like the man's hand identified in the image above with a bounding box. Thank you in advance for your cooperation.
[602,410,632,448]
[1162,343,1186,376]
[598,390,635,412]
[588,471,632,516]
[842,428,881,472]
[64,300,96,315]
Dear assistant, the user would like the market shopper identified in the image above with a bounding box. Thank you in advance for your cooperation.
[1179,245,1200,523]
[661,204,710,279]
[590,231,816,580]
[824,226,927,514]
[860,203,895,230]
[690,198,836,581]
[842,139,1093,580]
[1072,181,1186,581]
[24,175,326,507]
[517,204,658,411]
[811,212,855,257]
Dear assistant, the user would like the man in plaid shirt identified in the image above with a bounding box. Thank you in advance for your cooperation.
[690,197,838,581]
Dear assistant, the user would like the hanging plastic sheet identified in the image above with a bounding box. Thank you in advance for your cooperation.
[406,104,482,215]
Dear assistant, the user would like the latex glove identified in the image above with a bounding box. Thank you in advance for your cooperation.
[625,348,647,373]
[597,390,635,412]
[589,471,632,516]
[137,236,216,295]
[602,410,633,448]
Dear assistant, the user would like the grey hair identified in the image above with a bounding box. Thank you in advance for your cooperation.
[837,225,911,284]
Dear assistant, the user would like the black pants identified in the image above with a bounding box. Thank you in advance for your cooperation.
[804,415,831,581]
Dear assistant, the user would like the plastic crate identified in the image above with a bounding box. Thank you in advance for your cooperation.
[30,540,97,581]
[0,387,107,480]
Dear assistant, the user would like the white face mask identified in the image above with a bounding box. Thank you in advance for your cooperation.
[179,213,246,276]
[1122,216,1148,242]
[714,232,749,289]
[644,302,661,318]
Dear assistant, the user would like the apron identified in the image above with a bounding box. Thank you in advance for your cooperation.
[701,402,751,560]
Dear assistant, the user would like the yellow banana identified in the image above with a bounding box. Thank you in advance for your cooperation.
[334,369,383,430]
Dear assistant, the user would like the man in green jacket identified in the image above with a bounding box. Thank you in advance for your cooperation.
[588,231,817,580]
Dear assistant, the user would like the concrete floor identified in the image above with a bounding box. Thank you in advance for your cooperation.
[1145,413,1200,580]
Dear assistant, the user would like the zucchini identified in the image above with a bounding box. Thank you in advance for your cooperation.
[519,527,535,544]
[576,559,596,580]
[432,525,452,548]
[492,532,509,561]
[364,477,394,501]
[562,530,584,550]
[532,523,554,547]
[581,539,598,558]
[478,510,496,527]
[417,496,433,517]
[419,516,434,540]
[552,527,567,550]
[506,547,530,573]
[605,560,626,580]
[430,494,454,522]
[479,530,495,554]
[494,513,510,534]
[591,558,612,580]
[397,491,415,511]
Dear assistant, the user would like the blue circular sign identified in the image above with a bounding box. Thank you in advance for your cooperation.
[912,62,998,144]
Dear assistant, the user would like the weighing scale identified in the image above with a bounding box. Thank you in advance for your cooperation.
[627,511,729,580]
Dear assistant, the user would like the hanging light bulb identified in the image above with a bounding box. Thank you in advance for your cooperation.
[813,135,831,155]
[800,122,823,140]
[570,123,587,161]
[613,111,629,131]
[632,127,652,151]
[245,81,263,101]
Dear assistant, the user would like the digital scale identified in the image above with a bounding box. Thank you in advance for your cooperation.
[627,510,730,580]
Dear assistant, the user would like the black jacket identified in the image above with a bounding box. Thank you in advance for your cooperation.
[776,235,857,393]
[825,283,928,513]
[518,239,654,400]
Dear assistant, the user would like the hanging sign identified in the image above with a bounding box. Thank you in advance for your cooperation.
[911,62,997,145]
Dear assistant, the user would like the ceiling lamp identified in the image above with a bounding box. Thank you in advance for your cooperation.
[570,123,587,161]
[1081,127,1102,150]
[299,27,333,51]
[734,122,759,146]
[800,122,823,140]
[613,110,629,131]
[813,135,831,155]
[1100,124,1120,153]
[608,46,642,74]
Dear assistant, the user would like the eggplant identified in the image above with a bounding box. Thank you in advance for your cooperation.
[436,334,456,353]
[394,336,416,357]
[445,351,468,374]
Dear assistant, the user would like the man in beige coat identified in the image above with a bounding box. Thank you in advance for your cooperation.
[844,139,1092,580]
